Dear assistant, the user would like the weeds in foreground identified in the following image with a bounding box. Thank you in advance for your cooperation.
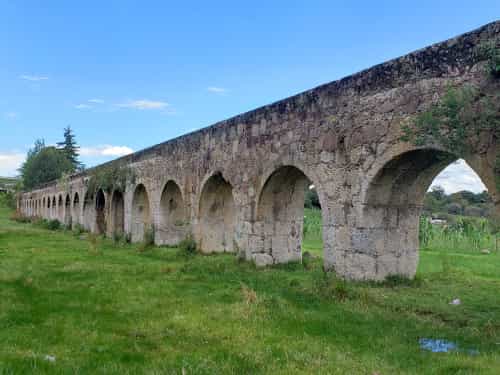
[312,272,350,302]
[87,233,100,255]
[179,234,197,254]
[241,283,258,306]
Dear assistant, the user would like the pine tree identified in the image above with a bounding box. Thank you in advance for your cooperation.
[57,126,83,171]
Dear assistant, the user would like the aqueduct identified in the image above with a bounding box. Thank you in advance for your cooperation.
[18,21,499,280]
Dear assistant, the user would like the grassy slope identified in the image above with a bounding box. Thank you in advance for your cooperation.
[0,203,499,374]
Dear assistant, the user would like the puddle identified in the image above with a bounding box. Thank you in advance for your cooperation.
[419,338,479,355]
[419,338,457,353]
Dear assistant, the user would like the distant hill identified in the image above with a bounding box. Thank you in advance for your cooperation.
[0,176,19,192]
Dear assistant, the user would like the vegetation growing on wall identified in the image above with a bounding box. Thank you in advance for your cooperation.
[401,85,499,156]
[402,42,499,186]
[475,38,500,78]
[86,165,136,195]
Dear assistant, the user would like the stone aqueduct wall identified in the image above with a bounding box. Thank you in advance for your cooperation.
[19,21,500,280]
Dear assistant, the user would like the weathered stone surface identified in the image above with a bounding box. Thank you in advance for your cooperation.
[19,21,500,281]
[253,253,274,268]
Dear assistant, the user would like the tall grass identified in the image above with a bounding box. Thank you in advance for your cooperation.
[303,208,322,241]
[420,216,498,252]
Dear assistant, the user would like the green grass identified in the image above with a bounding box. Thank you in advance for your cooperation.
[1,202,499,374]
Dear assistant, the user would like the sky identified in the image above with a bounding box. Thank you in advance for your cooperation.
[1,1,498,193]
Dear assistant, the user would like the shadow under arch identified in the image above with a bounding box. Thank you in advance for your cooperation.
[64,194,71,226]
[361,147,494,279]
[110,190,125,236]
[72,192,80,227]
[82,191,94,231]
[255,165,323,264]
[131,183,152,242]
[95,189,106,235]
[57,195,64,221]
[158,180,188,246]
[198,172,236,253]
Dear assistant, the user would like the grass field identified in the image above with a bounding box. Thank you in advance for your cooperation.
[1,201,499,374]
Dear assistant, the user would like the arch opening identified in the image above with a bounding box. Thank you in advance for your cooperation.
[72,192,80,227]
[51,197,56,219]
[57,195,64,222]
[362,148,496,279]
[95,189,106,235]
[64,194,71,227]
[158,180,188,246]
[110,190,125,236]
[131,184,152,242]
[198,173,236,253]
[83,191,94,231]
[256,166,321,264]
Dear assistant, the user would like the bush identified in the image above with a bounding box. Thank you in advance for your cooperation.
[113,231,125,244]
[72,223,85,236]
[34,218,61,231]
[0,192,17,210]
[179,234,197,254]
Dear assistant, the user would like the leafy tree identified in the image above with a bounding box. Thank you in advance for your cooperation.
[429,185,445,201]
[57,126,83,171]
[304,188,321,209]
[21,146,73,190]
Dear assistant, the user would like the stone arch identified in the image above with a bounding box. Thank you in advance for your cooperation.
[47,197,51,218]
[198,172,236,253]
[360,147,495,280]
[255,165,320,264]
[72,192,80,226]
[95,189,106,235]
[158,180,188,245]
[131,184,152,242]
[42,197,46,216]
[110,190,125,236]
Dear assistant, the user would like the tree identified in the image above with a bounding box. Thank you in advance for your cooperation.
[429,185,446,201]
[57,126,82,171]
[21,146,73,190]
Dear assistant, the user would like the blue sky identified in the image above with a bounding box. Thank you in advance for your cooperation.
[1,1,497,192]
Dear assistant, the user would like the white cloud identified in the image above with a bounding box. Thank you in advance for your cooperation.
[80,145,134,157]
[0,152,25,176]
[75,104,92,109]
[207,86,228,94]
[88,99,104,104]
[430,159,487,194]
[19,74,49,81]
[117,99,169,110]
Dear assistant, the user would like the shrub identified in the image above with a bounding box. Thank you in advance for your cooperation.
[179,234,197,254]
[0,191,17,209]
[113,231,125,244]
[72,223,85,236]
[46,219,61,231]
